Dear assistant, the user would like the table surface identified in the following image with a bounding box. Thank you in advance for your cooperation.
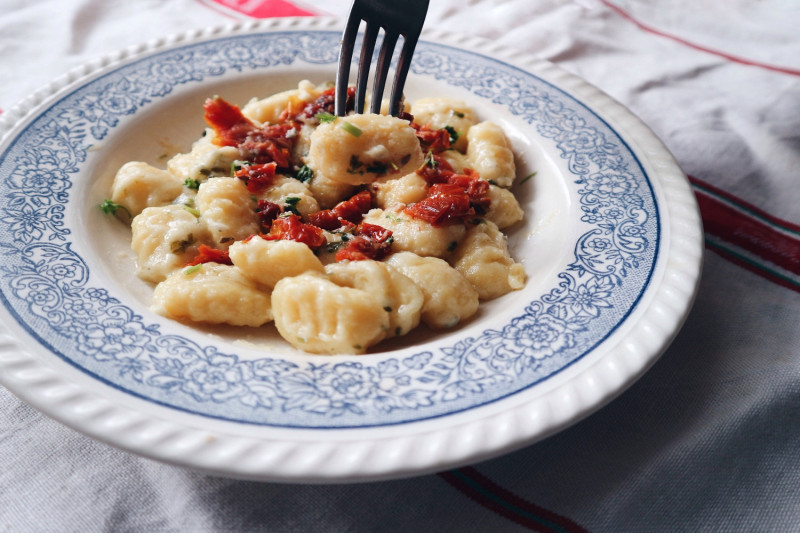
[1,0,799,531]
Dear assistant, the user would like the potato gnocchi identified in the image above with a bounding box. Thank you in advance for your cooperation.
[105,81,529,354]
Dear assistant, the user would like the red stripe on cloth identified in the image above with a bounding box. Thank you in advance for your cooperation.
[439,467,589,533]
[688,175,800,235]
[705,240,800,294]
[598,0,800,78]
[691,184,800,276]
[206,0,315,18]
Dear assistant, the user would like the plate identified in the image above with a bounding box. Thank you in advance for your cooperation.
[0,18,703,482]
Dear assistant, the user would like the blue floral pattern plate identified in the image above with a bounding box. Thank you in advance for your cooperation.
[0,18,703,481]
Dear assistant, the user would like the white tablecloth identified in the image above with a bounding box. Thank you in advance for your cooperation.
[2,0,799,530]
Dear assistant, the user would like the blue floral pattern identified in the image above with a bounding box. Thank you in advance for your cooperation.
[0,31,658,428]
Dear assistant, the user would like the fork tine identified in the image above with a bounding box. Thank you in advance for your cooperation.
[387,34,420,117]
[354,22,379,114]
[369,31,399,115]
[335,11,361,116]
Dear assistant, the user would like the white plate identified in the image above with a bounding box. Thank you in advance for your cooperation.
[0,18,702,482]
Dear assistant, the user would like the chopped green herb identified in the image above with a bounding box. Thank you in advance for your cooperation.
[183,264,202,275]
[170,233,195,254]
[184,178,200,190]
[453,111,465,118]
[444,125,459,144]
[395,327,403,336]
[383,306,393,312]
[520,171,537,184]
[487,179,499,186]
[423,150,437,168]
[284,196,301,215]
[231,160,247,175]
[182,205,201,218]
[340,121,363,137]
[98,199,131,218]
[348,155,365,174]
[316,112,336,123]
[295,164,314,182]
[447,241,458,252]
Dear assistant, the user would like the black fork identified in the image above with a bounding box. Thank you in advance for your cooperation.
[334,0,430,117]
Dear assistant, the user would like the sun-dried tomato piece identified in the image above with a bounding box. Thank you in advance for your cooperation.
[264,215,326,249]
[308,190,373,230]
[404,183,474,226]
[417,153,454,184]
[256,199,282,229]
[185,244,233,266]
[203,96,255,146]
[335,222,394,262]
[239,124,294,168]
[413,123,452,152]
[235,162,278,194]
[295,86,356,121]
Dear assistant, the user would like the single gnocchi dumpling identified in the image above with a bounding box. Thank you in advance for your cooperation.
[362,207,466,259]
[466,121,516,188]
[371,172,428,208]
[153,263,273,327]
[411,97,477,152]
[308,113,423,186]
[307,168,357,209]
[167,132,240,184]
[272,272,390,354]
[257,175,320,219]
[195,177,260,247]
[386,252,479,329]
[242,80,325,124]
[229,236,324,289]
[485,184,524,229]
[131,205,211,283]
[110,161,184,217]
[325,260,423,338]
[451,220,526,300]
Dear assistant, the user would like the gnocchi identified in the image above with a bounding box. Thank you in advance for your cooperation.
[105,81,530,354]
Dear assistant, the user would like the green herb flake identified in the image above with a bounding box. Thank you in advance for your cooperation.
[316,112,336,123]
[520,171,538,184]
[182,205,201,218]
[340,121,363,137]
[183,264,202,275]
[184,178,200,190]
[98,199,132,218]
[170,233,196,254]
[284,196,301,215]
[444,125,459,144]
[453,111,465,118]
[383,306,393,312]
[295,165,314,183]
[447,241,458,252]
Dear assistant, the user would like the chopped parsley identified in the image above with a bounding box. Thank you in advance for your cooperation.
[284,196,301,215]
[182,205,201,218]
[340,121,363,137]
[316,112,336,123]
[520,171,537,184]
[183,264,202,275]
[453,111,465,118]
[184,178,200,190]
[444,125,459,144]
[295,164,314,182]
[98,199,131,218]
[170,233,195,254]
[447,241,458,252]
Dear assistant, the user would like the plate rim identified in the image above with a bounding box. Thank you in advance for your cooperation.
[0,16,703,482]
